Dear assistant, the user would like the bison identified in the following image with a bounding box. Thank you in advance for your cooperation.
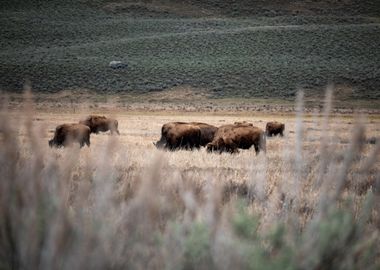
[207,124,266,154]
[49,123,91,148]
[266,121,285,137]
[154,122,202,150]
[189,122,218,146]
[79,115,120,135]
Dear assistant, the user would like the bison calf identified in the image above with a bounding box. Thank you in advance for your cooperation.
[80,115,120,135]
[266,121,285,137]
[49,124,91,148]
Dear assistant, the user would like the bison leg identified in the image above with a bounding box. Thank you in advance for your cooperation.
[114,121,120,135]
[254,144,260,155]
[222,138,237,154]
[192,142,201,150]
[228,144,239,154]
[231,148,239,154]
[206,143,215,153]
[169,143,177,151]
[110,128,119,135]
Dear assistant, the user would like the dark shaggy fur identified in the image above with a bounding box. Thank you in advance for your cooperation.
[79,115,120,135]
[266,121,285,137]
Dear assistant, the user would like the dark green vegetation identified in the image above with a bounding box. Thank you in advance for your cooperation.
[1,0,380,99]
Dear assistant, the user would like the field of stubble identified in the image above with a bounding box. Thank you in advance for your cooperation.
[1,97,380,269]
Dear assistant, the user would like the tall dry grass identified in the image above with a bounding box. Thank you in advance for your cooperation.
[0,90,379,269]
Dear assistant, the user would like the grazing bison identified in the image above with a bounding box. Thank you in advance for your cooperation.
[79,115,120,135]
[266,121,285,137]
[49,124,91,148]
[207,124,266,154]
[154,122,202,150]
[189,122,218,146]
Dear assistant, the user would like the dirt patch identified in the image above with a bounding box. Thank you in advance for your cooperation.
[2,90,380,116]
[140,85,212,102]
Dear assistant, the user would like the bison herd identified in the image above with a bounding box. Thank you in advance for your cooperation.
[49,115,285,154]
[49,115,119,148]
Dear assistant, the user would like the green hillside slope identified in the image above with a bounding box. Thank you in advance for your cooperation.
[0,0,379,100]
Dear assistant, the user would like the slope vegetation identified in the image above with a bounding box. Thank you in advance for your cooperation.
[0,0,379,100]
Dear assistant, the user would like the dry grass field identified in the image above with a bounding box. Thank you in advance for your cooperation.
[1,91,380,269]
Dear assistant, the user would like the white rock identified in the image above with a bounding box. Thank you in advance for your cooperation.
[109,61,128,69]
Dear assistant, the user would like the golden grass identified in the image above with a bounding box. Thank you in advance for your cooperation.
[0,92,379,269]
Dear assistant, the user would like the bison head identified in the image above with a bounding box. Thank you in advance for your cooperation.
[206,137,225,153]
[49,137,64,148]
[48,138,59,148]
[154,139,166,149]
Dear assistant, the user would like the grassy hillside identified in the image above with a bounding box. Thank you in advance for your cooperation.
[0,0,380,100]
[89,0,380,17]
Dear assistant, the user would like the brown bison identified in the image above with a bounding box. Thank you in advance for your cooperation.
[189,122,218,146]
[79,115,120,135]
[266,121,285,137]
[154,122,202,150]
[207,124,266,154]
[49,123,91,148]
